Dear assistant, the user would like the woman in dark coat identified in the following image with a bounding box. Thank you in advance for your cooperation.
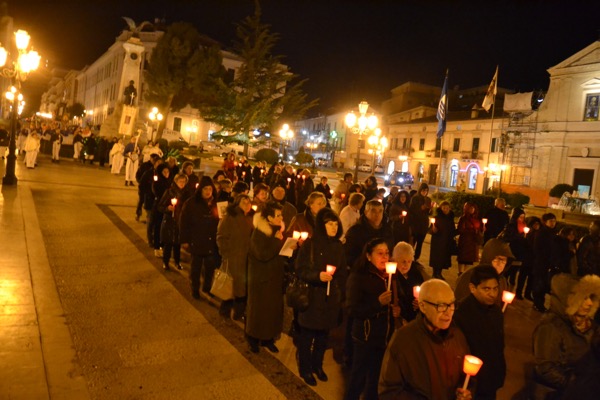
[157,173,190,270]
[180,176,221,299]
[362,175,378,203]
[387,190,410,222]
[246,201,287,353]
[345,238,400,400]
[295,208,347,386]
[429,201,456,279]
[216,194,254,320]
[314,176,333,208]
[456,202,482,275]
[295,169,315,213]
[181,161,199,197]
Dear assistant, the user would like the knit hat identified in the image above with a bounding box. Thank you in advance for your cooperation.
[480,238,515,264]
[418,182,429,192]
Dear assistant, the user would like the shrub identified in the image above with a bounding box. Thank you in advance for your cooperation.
[255,148,279,165]
[549,183,575,198]
[444,192,496,217]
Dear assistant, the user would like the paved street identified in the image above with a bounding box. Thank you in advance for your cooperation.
[1,154,542,399]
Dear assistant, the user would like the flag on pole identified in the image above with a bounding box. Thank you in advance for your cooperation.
[436,71,448,138]
[482,66,498,112]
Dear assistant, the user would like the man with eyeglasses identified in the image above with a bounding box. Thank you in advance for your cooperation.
[379,279,471,400]
[455,238,514,306]
[454,265,506,400]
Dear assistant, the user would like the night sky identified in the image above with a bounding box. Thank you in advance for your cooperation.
[8,0,600,116]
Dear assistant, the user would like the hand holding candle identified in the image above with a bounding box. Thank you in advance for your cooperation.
[502,290,516,312]
[326,265,336,296]
[300,231,309,241]
[523,226,530,235]
[171,198,177,218]
[462,355,483,390]
[385,262,397,291]
[430,217,436,225]
[251,205,258,212]
[292,231,301,239]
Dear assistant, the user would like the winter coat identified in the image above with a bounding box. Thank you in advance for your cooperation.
[152,171,171,213]
[346,262,396,348]
[379,314,470,400]
[483,206,510,243]
[315,182,332,202]
[157,184,189,244]
[245,214,286,340]
[454,294,506,396]
[286,209,316,238]
[577,233,600,276]
[216,207,254,297]
[296,175,315,212]
[429,208,456,270]
[252,165,264,185]
[139,169,156,210]
[394,261,428,323]
[533,224,558,274]
[457,208,482,264]
[295,236,347,330]
[533,274,600,392]
[179,196,220,257]
[345,215,395,271]
[408,193,432,235]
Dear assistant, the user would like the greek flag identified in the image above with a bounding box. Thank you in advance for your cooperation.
[436,72,448,138]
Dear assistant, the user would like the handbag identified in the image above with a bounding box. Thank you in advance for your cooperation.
[285,242,313,312]
[210,259,234,301]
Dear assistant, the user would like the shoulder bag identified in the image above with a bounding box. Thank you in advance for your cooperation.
[210,259,234,301]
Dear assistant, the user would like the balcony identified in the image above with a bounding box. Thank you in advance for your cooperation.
[425,149,448,158]
[460,150,482,159]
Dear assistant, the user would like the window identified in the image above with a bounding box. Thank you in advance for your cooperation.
[224,69,235,84]
[173,117,182,132]
[419,138,425,151]
[435,138,441,151]
[472,137,480,152]
[453,138,460,152]
[584,94,600,121]
[491,138,498,153]
[402,138,408,149]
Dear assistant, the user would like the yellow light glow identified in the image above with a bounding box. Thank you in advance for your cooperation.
[15,30,31,50]
[367,115,379,130]
[0,47,7,67]
[345,112,356,128]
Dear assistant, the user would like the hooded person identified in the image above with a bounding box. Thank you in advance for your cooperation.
[532,273,600,398]
[454,238,515,305]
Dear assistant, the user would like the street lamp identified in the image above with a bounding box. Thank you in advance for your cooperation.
[367,129,387,174]
[279,123,294,158]
[1,29,41,186]
[148,107,163,142]
[345,100,378,182]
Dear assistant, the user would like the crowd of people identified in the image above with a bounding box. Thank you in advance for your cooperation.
[14,123,600,399]
[123,148,600,400]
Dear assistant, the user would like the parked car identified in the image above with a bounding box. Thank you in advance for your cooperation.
[384,171,415,187]
[374,164,384,174]
[358,163,371,172]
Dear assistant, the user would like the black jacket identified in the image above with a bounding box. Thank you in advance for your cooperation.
[179,196,220,256]
[344,215,394,271]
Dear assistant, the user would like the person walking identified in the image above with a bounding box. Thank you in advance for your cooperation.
[408,182,432,261]
[429,201,456,280]
[456,202,482,276]
[109,138,125,174]
[157,173,189,270]
[24,130,40,169]
[180,176,221,300]
[216,194,254,320]
[295,208,347,386]
[123,136,140,186]
[50,127,63,163]
[245,201,287,353]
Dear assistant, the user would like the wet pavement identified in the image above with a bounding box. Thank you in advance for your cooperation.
[1,153,542,399]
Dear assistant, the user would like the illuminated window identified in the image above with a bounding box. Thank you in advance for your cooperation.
[584,94,600,121]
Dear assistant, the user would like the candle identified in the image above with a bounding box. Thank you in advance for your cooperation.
[330,189,334,195]
[251,205,258,212]
[260,169,264,174]
[287,177,291,183]
[502,290,516,313]
[242,171,246,177]
[292,231,301,239]
[401,211,407,217]
[195,183,199,189]
[341,193,346,199]
[482,218,488,225]
[523,226,530,235]
[326,265,336,296]
[153,175,158,182]
[413,285,421,299]
[430,217,436,225]
[300,232,309,240]
[280,221,285,233]
[385,262,397,291]
[297,175,301,179]
[171,198,177,218]
[462,355,483,390]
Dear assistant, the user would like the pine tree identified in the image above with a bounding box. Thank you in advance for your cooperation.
[198,3,317,156]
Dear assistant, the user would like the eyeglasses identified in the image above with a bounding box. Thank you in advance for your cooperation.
[422,300,456,313]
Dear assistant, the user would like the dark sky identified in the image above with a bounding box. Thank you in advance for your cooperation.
[8,0,600,115]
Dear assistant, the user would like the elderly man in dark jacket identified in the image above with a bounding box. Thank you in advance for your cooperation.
[454,265,506,400]
[379,279,471,400]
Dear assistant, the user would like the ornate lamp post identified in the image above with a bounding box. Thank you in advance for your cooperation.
[345,101,378,182]
[279,123,294,159]
[1,29,41,186]
[148,107,163,142]
[367,129,387,174]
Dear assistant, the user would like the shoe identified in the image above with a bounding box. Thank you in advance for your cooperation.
[135,215,140,222]
[129,182,135,187]
[248,341,259,353]
[313,368,328,382]
[176,264,183,270]
[162,263,170,271]
[192,290,200,299]
[125,182,129,186]
[533,305,547,313]
[262,341,279,353]
[301,373,317,386]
